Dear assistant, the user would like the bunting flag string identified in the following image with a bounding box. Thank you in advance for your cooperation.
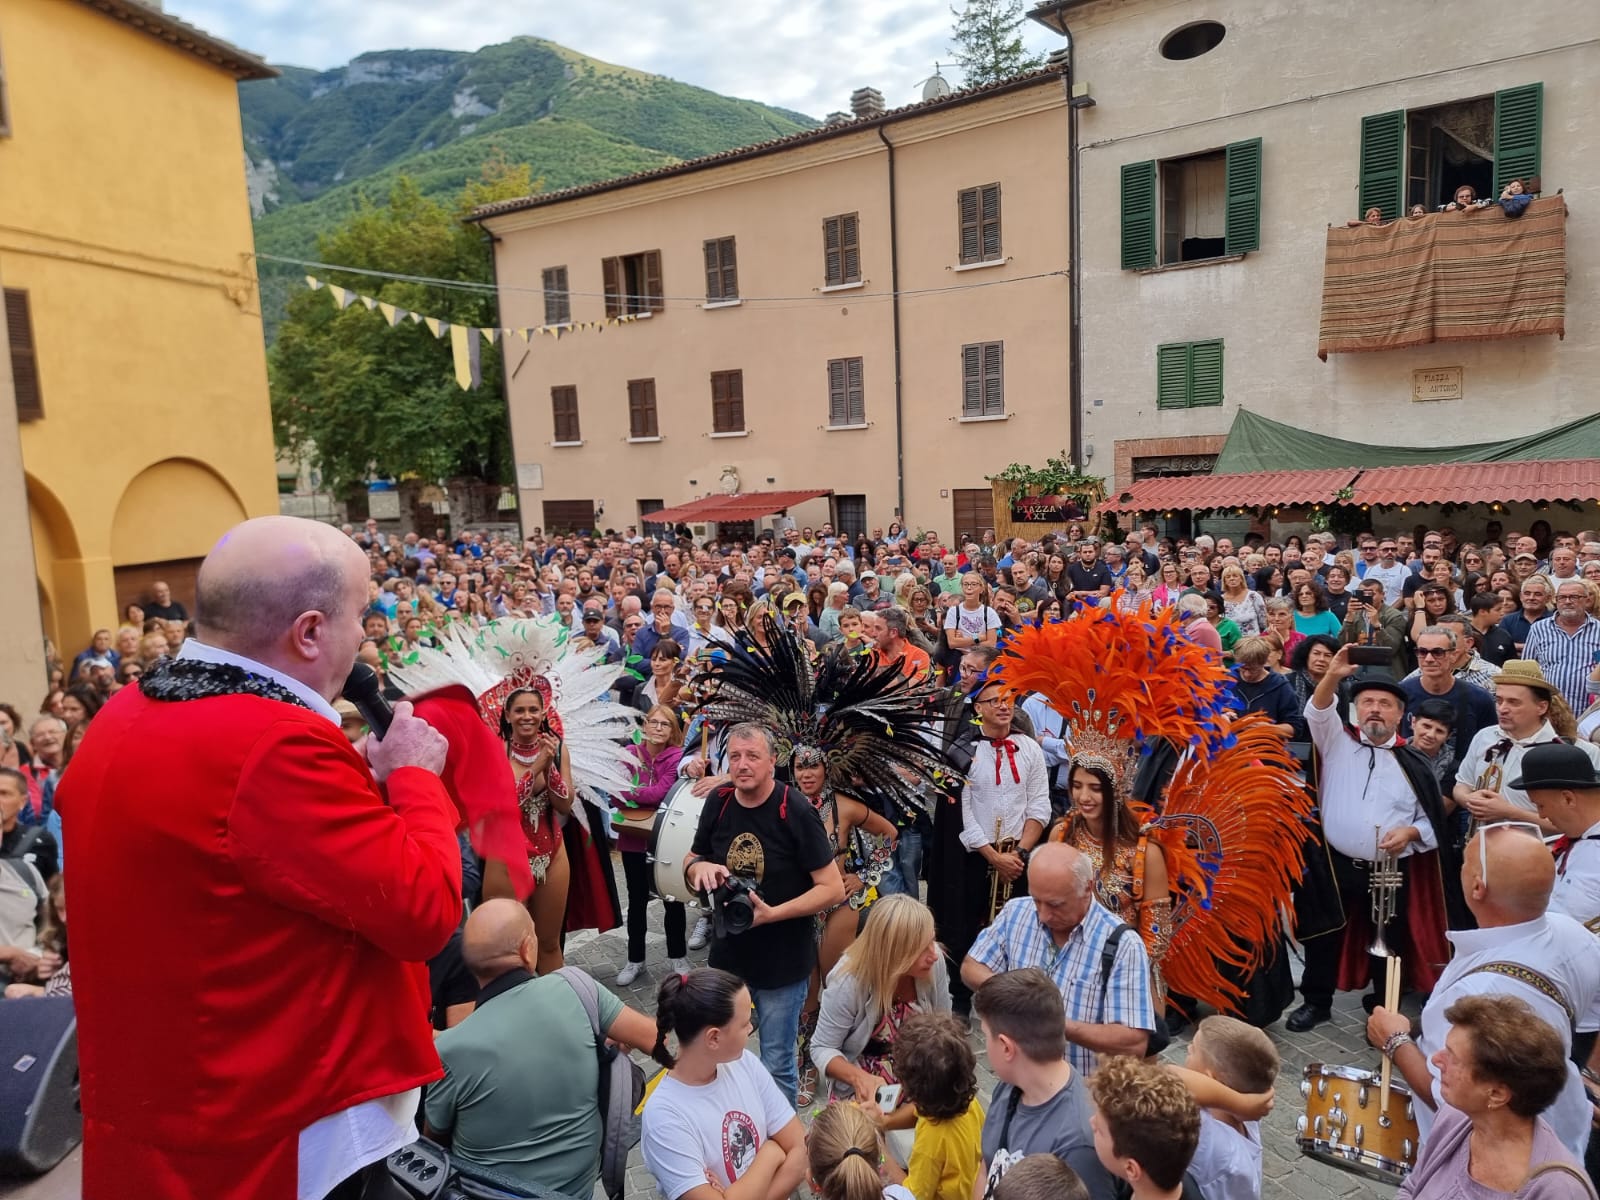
[303,275,644,390]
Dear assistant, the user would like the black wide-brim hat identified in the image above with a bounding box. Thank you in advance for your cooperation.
[1347,668,1407,704]
[1509,742,1600,791]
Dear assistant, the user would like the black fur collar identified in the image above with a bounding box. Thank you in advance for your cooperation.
[140,658,310,711]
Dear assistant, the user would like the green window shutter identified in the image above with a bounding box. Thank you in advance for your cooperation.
[1120,161,1157,270]
[1156,343,1190,409]
[1189,339,1224,407]
[1494,83,1542,195]
[1224,139,1262,254]
[1358,110,1405,220]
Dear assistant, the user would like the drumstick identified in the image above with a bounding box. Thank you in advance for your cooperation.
[1379,954,1401,1112]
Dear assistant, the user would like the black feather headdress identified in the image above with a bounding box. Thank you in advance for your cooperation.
[689,617,959,815]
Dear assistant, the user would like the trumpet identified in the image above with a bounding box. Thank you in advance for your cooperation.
[988,817,1020,922]
[1367,824,1403,957]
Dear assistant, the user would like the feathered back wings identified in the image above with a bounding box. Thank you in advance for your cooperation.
[689,620,955,813]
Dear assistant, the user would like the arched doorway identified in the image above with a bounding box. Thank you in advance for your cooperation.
[110,458,248,618]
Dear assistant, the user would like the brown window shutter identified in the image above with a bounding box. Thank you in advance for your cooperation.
[5,289,42,421]
[827,359,848,425]
[629,378,659,438]
[551,385,580,442]
[981,184,1002,261]
[720,238,738,300]
[841,213,860,282]
[961,343,983,416]
[542,266,571,325]
[729,370,744,430]
[601,257,622,319]
[982,342,1004,414]
[846,357,865,425]
[958,188,981,264]
[644,250,664,312]
[703,240,722,301]
[823,217,843,286]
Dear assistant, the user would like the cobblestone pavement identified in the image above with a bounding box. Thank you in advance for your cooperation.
[566,882,1413,1200]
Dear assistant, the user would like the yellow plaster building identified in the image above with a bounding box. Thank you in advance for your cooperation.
[0,0,278,697]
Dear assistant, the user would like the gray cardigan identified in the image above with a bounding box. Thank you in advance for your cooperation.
[809,953,952,1100]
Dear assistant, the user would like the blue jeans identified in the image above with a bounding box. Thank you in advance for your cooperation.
[750,976,810,1108]
[879,826,924,898]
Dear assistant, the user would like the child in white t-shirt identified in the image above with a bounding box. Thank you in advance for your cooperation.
[642,968,808,1200]
[1166,1016,1278,1200]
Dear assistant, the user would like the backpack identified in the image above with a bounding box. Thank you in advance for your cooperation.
[0,843,47,954]
[555,967,645,1200]
[1100,923,1171,1057]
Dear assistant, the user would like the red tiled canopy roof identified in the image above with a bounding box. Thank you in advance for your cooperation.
[1348,459,1600,507]
[647,489,832,525]
[1096,469,1359,515]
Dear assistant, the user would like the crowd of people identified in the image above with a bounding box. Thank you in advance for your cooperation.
[6,509,1600,1200]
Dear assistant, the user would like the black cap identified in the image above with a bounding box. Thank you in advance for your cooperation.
[1347,668,1407,704]
[1508,743,1600,792]
[582,610,603,622]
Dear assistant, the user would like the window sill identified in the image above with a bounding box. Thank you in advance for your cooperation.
[551,440,585,448]
[952,257,1008,273]
[709,429,749,439]
[1135,254,1246,276]
[609,310,655,320]
[820,280,865,293]
[627,435,663,443]
[957,413,1010,424]
[702,299,743,310]
[826,423,870,432]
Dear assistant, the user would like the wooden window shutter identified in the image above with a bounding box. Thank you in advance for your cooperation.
[601,257,623,319]
[5,290,42,421]
[958,188,982,264]
[711,370,744,432]
[720,238,738,299]
[1155,343,1190,409]
[961,344,983,415]
[1493,83,1542,196]
[542,266,570,325]
[551,385,580,442]
[643,250,664,313]
[981,342,1004,415]
[1223,139,1263,255]
[1120,161,1158,270]
[823,217,841,286]
[628,378,658,438]
[841,213,860,282]
[1358,110,1406,220]
[845,357,865,425]
[1188,339,1225,406]
[980,184,1002,261]
[728,370,745,430]
[827,359,849,425]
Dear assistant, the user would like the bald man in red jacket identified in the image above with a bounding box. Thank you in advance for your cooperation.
[60,517,462,1200]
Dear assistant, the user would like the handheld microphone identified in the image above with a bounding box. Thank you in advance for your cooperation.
[341,662,395,738]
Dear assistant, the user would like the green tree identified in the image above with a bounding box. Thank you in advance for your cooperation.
[950,0,1045,87]
[269,156,535,496]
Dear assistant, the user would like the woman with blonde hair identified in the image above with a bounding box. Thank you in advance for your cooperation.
[614,705,689,985]
[808,894,950,1118]
[807,1103,913,1200]
[1220,563,1267,636]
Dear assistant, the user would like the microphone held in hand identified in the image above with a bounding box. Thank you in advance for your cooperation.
[341,662,394,738]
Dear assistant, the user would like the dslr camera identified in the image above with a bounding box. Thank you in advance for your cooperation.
[708,875,760,938]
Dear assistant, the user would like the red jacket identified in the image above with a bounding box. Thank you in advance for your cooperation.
[59,688,462,1199]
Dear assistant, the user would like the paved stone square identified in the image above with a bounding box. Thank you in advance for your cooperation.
[565,882,1412,1200]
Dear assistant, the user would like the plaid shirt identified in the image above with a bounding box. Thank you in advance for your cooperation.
[1525,615,1600,712]
[968,895,1155,1077]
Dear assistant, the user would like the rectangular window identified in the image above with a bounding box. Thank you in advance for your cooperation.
[1362,83,1541,218]
[627,378,659,438]
[826,357,866,426]
[1121,139,1262,269]
[710,369,745,433]
[4,289,42,421]
[822,213,861,286]
[1155,340,1225,409]
[960,342,1004,417]
[601,251,664,317]
[958,183,1003,264]
[541,266,571,325]
[703,237,738,301]
[551,385,580,443]
[640,500,668,535]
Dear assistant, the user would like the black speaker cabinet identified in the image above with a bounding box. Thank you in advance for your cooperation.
[0,995,80,1175]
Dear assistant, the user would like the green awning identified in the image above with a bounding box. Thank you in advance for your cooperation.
[1213,409,1600,474]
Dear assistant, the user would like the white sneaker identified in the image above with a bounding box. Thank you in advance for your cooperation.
[668,957,692,977]
[616,961,645,986]
[687,915,710,950]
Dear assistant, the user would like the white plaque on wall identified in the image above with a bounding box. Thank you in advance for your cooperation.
[367,490,401,519]
[516,463,545,490]
[1412,367,1463,402]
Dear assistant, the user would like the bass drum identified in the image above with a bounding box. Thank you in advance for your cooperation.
[649,778,708,905]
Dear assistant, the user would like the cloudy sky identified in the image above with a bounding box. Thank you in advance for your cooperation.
[175,0,1064,117]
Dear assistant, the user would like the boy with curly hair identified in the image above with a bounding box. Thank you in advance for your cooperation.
[1088,1057,1201,1200]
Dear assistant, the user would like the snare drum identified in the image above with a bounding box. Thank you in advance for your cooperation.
[649,779,708,904]
[1297,1062,1418,1184]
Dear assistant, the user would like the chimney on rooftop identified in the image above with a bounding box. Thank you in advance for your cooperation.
[825,112,852,126]
[850,87,886,120]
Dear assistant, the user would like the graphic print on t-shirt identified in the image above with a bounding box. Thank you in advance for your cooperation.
[984,1148,1025,1196]
[723,1110,760,1178]
[726,831,766,883]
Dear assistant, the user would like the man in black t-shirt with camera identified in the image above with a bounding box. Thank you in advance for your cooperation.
[686,723,843,1106]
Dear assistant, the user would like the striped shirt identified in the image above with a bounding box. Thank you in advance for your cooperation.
[1524,615,1600,711]
[967,896,1155,1077]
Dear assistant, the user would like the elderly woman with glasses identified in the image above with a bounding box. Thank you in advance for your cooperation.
[613,705,690,986]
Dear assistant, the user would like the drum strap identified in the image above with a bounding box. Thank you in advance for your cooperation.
[1463,962,1577,1032]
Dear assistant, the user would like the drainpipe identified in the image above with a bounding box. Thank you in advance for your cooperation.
[877,125,907,521]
